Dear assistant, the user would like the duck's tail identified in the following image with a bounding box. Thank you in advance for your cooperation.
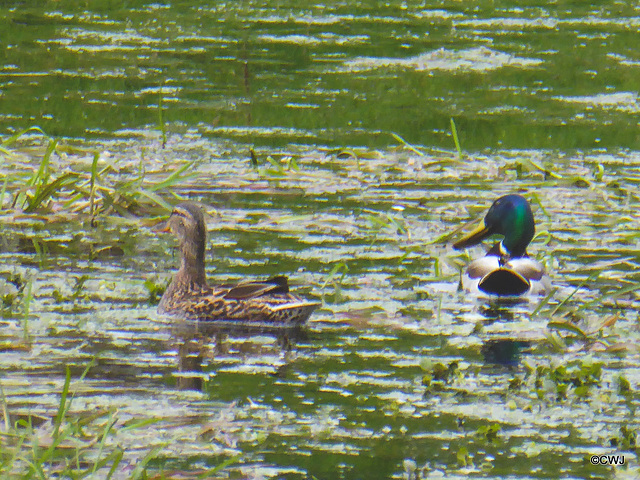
[270,301,320,325]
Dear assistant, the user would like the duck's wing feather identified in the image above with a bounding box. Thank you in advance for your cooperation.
[163,276,319,325]
[462,254,549,297]
[466,256,501,279]
[506,258,545,281]
[466,256,546,281]
[222,276,290,299]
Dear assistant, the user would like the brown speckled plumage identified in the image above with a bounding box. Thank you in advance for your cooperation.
[157,202,318,326]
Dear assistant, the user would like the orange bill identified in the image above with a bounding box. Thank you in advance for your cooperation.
[153,220,171,233]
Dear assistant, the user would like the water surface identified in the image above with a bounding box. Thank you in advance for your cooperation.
[0,1,639,479]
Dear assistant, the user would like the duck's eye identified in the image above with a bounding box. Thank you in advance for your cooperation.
[172,210,190,224]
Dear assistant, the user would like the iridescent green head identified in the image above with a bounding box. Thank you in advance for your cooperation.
[453,194,535,257]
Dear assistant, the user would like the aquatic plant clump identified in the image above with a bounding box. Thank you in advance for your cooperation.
[0,128,195,219]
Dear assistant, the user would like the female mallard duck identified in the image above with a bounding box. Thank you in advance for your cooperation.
[452,194,550,297]
[156,202,319,326]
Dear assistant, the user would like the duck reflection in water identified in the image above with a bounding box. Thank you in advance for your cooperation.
[477,303,518,323]
[481,339,531,367]
[172,323,309,391]
[475,300,533,368]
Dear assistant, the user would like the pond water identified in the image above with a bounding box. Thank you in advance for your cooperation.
[1,1,640,479]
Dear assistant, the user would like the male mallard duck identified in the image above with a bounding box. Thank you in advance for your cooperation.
[156,202,319,326]
[452,194,550,297]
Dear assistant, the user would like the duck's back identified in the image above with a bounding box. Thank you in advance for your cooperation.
[158,276,319,326]
[463,254,548,297]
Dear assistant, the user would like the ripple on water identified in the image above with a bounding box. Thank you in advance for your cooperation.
[343,47,544,73]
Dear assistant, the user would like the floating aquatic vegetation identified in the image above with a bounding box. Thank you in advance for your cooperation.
[0,128,196,220]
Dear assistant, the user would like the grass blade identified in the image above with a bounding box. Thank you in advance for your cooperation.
[1,126,47,148]
[146,161,196,192]
[0,175,8,210]
[198,453,242,478]
[158,87,167,149]
[129,444,166,480]
[390,132,424,157]
[24,172,80,213]
[549,271,600,317]
[53,366,72,439]
[90,151,99,216]
[92,413,118,474]
[105,448,124,480]
[450,118,462,158]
